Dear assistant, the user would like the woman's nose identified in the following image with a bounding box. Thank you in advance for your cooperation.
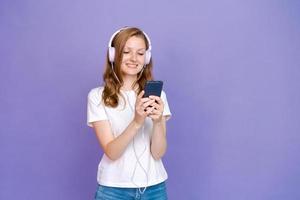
[130,52,137,61]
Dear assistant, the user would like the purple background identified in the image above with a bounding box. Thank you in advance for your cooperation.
[1,0,300,199]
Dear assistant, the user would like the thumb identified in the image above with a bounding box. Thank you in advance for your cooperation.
[138,90,145,99]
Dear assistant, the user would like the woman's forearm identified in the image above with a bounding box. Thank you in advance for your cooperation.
[150,118,167,160]
[105,120,142,160]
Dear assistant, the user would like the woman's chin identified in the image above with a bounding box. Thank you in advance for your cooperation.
[123,69,141,75]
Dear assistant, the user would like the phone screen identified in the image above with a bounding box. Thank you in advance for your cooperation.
[143,81,163,97]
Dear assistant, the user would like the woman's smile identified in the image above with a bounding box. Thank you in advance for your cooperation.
[126,63,139,68]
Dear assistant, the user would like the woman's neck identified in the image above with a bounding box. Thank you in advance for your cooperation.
[121,75,138,91]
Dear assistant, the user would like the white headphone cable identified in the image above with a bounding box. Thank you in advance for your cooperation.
[124,91,150,194]
[137,65,145,81]
[110,62,121,84]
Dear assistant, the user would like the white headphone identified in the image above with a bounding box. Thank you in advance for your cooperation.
[108,27,152,65]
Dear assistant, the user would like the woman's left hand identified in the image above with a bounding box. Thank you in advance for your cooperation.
[147,95,164,123]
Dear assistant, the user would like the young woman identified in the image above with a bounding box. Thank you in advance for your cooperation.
[87,27,171,200]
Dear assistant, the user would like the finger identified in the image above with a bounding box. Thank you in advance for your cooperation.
[146,106,155,115]
[143,100,155,108]
[141,97,150,103]
[150,102,163,113]
[151,109,162,115]
[150,102,160,109]
[135,91,144,105]
[152,109,163,116]
[137,90,145,99]
[149,96,163,105]
[136,98,149,109]
[145,105,155,112]
[137,98,149,109]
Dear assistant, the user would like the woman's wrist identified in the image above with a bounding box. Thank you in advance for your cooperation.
[132,119,143,129]
[153,117,164,126]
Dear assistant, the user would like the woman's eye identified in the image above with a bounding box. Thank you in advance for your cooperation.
[138,52,145,56]
[123,51,129,54]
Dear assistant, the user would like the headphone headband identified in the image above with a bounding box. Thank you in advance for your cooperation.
[108,27,152,51]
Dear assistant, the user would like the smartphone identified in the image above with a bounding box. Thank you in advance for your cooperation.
[143,80,163,98]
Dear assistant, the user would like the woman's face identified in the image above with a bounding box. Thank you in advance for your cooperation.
[120,36,146,78]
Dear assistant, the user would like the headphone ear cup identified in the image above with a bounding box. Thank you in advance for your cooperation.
[108,47,115,62]
[145,50,151,65]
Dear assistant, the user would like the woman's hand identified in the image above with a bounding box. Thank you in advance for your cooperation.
[147,95,164,124]
[134,91,155,126]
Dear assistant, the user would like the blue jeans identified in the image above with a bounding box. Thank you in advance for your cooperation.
[94,181,168,200]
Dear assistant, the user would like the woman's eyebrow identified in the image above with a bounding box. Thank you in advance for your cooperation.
[124,46,146,51]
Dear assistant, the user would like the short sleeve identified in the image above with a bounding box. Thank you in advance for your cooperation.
[161,90,172,121]
[87,88,108,127]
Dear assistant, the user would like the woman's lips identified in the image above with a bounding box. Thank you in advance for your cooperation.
[127,64,138,68]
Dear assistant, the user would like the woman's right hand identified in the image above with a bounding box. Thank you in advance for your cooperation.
[134,90,155,126]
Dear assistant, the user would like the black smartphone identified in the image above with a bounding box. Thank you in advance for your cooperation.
[143,80,163,98]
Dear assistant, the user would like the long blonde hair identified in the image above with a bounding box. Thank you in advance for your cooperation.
[102,27,153,107]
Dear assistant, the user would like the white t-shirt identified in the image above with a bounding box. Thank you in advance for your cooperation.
[87,87,172,188]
